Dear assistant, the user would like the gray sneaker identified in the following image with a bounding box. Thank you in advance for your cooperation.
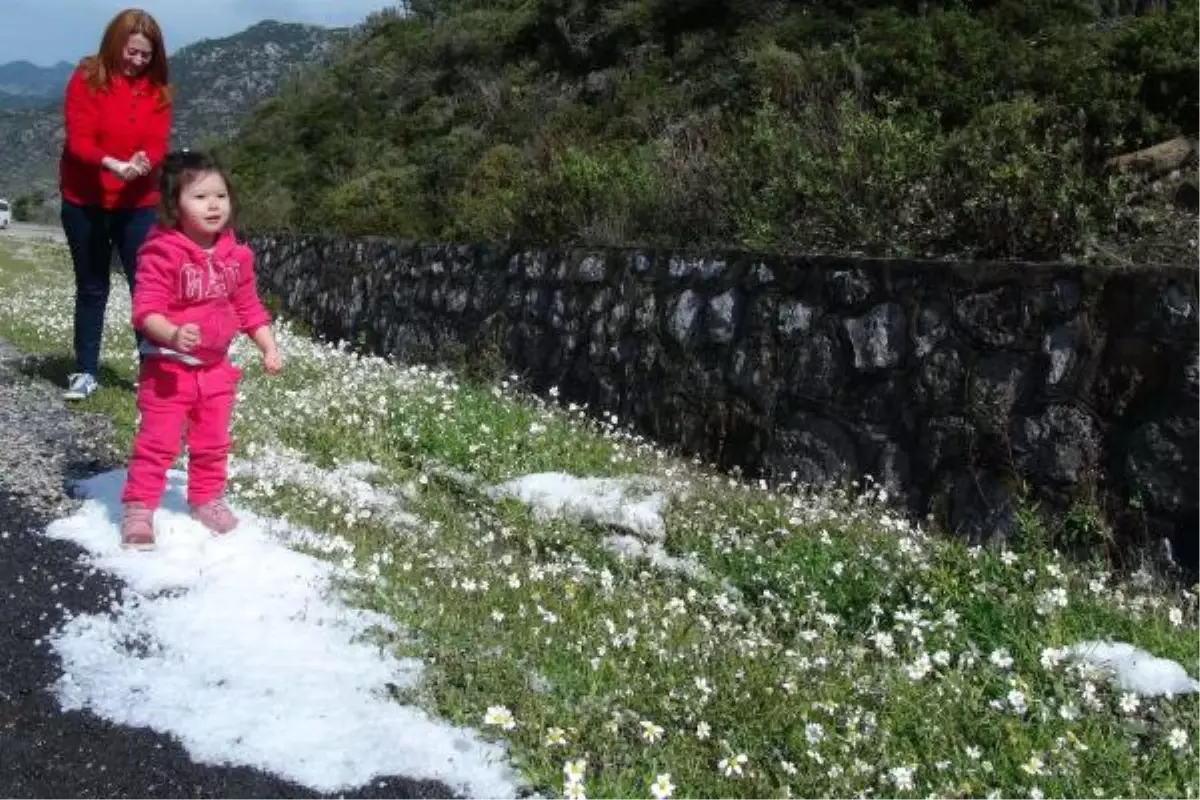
[63,372,99,400]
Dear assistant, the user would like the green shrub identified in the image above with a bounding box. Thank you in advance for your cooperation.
[935,98,1125,260]
[316,166,433,239]
[450,144,529,243]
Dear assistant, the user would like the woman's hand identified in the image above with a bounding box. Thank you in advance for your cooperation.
[102,156,142,181]
[131,151,151,176]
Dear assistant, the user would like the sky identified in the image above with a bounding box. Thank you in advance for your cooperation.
[1,0,399,66]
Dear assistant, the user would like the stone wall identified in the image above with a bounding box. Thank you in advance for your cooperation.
[246,234,1199,569]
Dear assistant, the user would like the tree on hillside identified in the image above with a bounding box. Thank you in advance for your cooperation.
[11,190,47,222]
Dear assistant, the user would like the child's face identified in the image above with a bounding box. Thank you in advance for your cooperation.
[178,171,231,243]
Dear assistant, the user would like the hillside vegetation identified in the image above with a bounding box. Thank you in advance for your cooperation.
[225,0,1198,262]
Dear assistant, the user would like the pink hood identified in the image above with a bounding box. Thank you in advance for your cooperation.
[132,224,272,365]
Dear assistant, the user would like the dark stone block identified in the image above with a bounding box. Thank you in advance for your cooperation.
[912,346,966,411]
[919,415,976,474]
[1092,337,1170,418]
[707,289,739,344]
[913,304,950,358]
[1123,415,1199,515]
[1011,405,1101,486]
[945,470,1020,545]
[781,321,844,403]
[968,352,1032,435]
[777,299,816,339]
[669,290,701,346]
[763,412,859,488]
[1024,277,1082,326]
[827,268,876,309]
[843,302,907,372]
[668,256,726,281]
[749,261,775,287]
[955,285,1022,347]
[574,253,608,283]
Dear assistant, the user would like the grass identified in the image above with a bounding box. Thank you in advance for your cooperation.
[0,235,1196,799]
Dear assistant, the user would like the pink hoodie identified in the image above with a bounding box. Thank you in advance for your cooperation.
[132,224,272,366]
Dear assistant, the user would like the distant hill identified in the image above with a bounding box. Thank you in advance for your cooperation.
[0,20,345,202]
[0,59,74,109]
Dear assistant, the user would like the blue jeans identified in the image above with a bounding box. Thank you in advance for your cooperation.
[60,201,157,375]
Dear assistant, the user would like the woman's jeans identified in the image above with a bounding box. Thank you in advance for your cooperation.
[60,201,157,376]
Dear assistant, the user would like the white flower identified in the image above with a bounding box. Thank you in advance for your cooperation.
[1039,647,1066,669]
[1036,587,1069,615]
[1168,728,1188,751]
[649,773,675,799]
[1059,703,1080,721]
[719,753,748,777]
[544,727,567,747]
[696,721,711,740]
[483,705,516,730]
[640,720,665,744]
[1168,607,1184,627]
[781,760,798,776]
[1119,692,1140,714]
[965,745,982,760]
[1007,689,1027,714]
[906,652,932,681]
[871,631,895,656]
[564,781,586,800]
[1000,550,1018,566]
[805,722,824,743]
[888,765,916,791]
[563,759,587,785]
[1021,755,1044,776]
[990,648,1014,669]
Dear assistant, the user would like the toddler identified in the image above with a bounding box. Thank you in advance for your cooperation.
[120,149,282,549]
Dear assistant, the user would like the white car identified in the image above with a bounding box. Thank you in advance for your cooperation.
[0,198,9,229]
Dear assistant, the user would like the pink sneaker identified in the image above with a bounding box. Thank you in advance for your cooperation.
[120,503,156,550]
[190,498,238,535]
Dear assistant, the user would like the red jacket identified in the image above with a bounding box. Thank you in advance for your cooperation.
[133,225,272,366]
[59,65,172,209]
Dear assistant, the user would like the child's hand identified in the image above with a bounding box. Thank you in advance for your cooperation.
[131,151,151,175]
[262,348,283,375]
[172,323,201,352]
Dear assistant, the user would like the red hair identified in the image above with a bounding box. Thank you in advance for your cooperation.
[80,8,172,106]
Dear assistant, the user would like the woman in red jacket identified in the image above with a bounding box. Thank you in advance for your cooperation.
[60,8,172,400]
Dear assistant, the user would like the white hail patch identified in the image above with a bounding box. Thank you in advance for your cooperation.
[43,469,519,797]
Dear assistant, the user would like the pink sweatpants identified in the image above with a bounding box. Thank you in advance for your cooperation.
[121,358,241,508]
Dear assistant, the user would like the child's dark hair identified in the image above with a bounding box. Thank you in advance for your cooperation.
[156,149,237,228]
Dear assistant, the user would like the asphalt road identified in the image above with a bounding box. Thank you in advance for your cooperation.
[1,221,67,244]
